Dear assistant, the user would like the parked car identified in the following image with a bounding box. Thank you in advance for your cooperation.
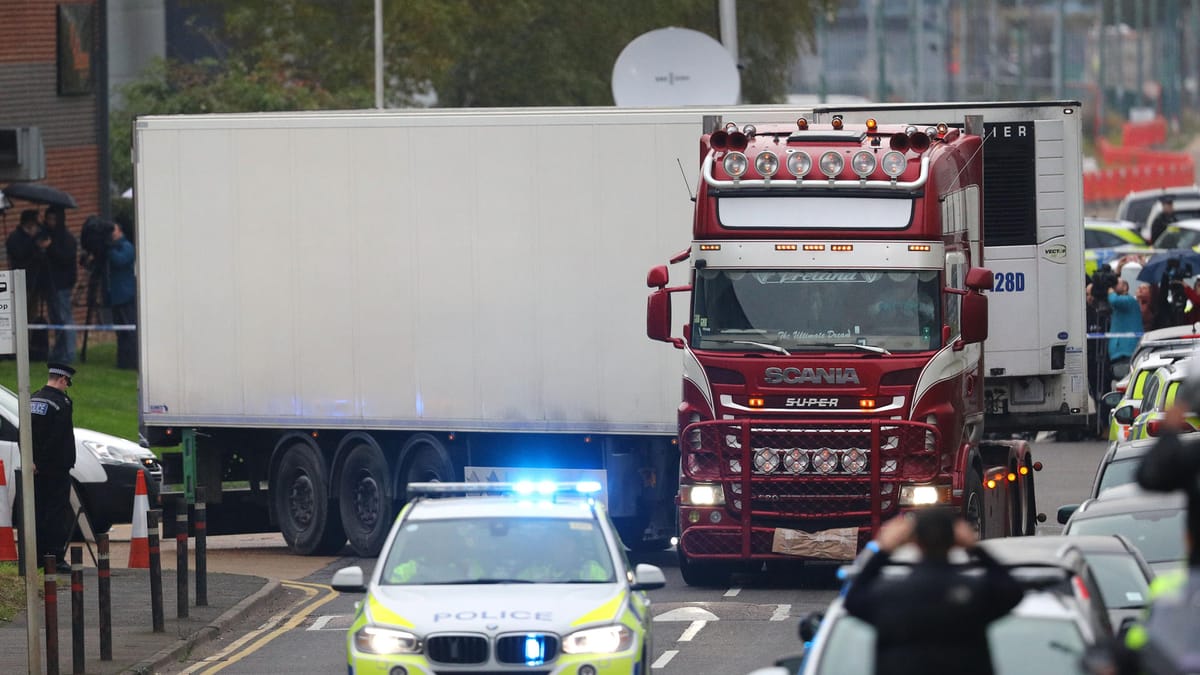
[1103,350,1192,441]
[1085,218,1149,277]
[0,384,162,533]
[1121,361,1200,441]
[1115,186,1200,239]
[1151,218,1200,250]
[979,535,1153,632]
[1060,487,1188,575]
[775,546,1111,675]
[1144,199,1200,244]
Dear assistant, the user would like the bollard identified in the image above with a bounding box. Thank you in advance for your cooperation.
[45,555,59,675]
[97,534,111,661]
[195,487,207,606]
[15,469,24,576]
[147,510,164,633]
[71,546,83,674]
[176,506,189,618]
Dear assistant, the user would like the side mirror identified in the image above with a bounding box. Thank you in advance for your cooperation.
[959,292,988,344]
[647,264,670,289]
[647,289,683,348]
[1117,616,1138,639]
[964,266,994,291]
[798,610,824,642]
[331,566,366,593]
[1112,405,1136,425]
[1101,391,1124,408]
[630,563,666,591]
[1057,504,1079,525]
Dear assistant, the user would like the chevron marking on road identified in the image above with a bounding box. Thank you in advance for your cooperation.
[653,606,719,622]
[771,604,792,621]
[652,649,678,669]
[677,620,707,642]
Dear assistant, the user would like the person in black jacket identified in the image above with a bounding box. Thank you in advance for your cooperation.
[843,509,1024,675]
[31,362,76,572]
[43,205,77,364]
[5,208,52,325]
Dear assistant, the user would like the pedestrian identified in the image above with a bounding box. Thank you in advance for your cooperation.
[1148,196,1178,246]
[843,509,1024,675]
[5,208,52,325]
[1136,283,1158,332]
[1106,279,1141,382]
[43,205,78,364]
[31,362,76,572]
[106,222,137,369]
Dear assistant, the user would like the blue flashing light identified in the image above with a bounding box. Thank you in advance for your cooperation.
[514,481,536,496]
[576,480,602,495]
[524,634,546,666]
[536,481,557,496]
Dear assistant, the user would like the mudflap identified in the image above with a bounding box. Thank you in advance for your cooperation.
[980,465,1014,538]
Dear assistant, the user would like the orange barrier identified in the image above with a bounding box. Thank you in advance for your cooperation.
[127,470,150,568]
[1122,118,1168,147]
[0,459,16,562]
[1084,157,1196,202]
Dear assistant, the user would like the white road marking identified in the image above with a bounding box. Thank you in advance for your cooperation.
[652,650,679,669]
[771,604,792,621]
[723,587,741,597]
[654,606,719,622]
[678,620,707,642]
[307,614,338,631]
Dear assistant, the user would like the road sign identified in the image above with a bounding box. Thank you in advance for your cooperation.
[0,271,15,355]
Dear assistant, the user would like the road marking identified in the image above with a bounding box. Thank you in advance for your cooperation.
[771,604,791,621]
[723,587,741,597]
[307,614,339,631]
[652,650,678,669]
[654,606,719,622]
[180,580,339,675]
[677,620,706,642]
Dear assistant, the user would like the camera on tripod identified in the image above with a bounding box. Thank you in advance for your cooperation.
[1090,265,1120,319]
[79,215,115,268]
[1160,258,1195,325]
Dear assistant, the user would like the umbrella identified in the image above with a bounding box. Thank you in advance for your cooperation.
[1137,250,1200,283]
[2,182,78,209]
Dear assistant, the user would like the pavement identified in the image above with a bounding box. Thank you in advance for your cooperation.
[0,525,341,674]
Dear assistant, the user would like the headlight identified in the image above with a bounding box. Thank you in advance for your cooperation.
[899,483,951,506]
[753,447,780,474]
[680,484,725,506]
[782,448,808,474]
[562,625,634,655]
[723,152,748,178]
[843,448,868,474]
[354,626,421,655]
[812,448,839,474]
[81,440,144,465]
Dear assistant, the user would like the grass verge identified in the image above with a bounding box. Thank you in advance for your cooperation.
[0,561,28,622]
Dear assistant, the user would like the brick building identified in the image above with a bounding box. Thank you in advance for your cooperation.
[0,0,107,324]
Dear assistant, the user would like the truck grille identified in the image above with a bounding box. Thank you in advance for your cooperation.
[427,634,489,664]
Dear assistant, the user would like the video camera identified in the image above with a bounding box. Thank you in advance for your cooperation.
[1161,258,1194,325]
[80,215,115,262]
[1090,265,1120,321]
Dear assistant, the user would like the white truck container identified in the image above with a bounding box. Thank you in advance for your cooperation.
[134,107,789,556]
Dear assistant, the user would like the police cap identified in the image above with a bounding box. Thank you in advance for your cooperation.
[48,362,75,385]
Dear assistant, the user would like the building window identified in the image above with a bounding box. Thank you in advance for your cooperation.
[57,4,95,96]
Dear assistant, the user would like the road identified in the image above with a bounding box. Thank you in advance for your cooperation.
[161,437,1109,675]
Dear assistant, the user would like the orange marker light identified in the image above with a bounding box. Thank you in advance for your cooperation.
[859,398,877,409]
[831,244,854,252]
[831,116,844,130]
[803,244,826,251]
[1019,466,1029,475]
[1007,472,1017,482]
[776,244,798,251]
[797,117,809,130]
[748,397,765,408]
[908,244,932,251]
[986,479,997,489]
[866,118,878,132]
[699,244,721,251]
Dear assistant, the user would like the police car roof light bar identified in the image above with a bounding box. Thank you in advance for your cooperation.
[406,481,602,499]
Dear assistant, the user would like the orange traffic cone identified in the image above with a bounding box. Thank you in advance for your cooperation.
[128,470,150,568]
[0,459,16,561]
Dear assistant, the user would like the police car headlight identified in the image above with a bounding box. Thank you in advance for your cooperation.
[81,440,144,465]
[354,626,422,655]
[680,483,724,506]
[561,625,634,655]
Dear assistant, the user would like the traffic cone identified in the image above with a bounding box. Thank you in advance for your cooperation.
[0,459,16,561]
[128,470,150,568]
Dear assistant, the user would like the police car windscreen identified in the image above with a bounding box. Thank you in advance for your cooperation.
[691,269,942,353]
[381,517,616,585]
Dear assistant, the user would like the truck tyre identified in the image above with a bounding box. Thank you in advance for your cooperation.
[398,434,455,500]
[339,443,393,557]
[274,443,346,555]
[677,548,731,588]
[964,468,985,536]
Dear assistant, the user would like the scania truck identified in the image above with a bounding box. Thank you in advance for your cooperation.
[649,102,1084,585]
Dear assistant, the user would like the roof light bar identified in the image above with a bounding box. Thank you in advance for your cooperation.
[786,151,812,178]
[406,481,602,498]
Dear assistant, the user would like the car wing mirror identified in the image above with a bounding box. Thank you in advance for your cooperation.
[1112,405,1136,425]
[631,563,666,591]
[331,566,366,593]
[1057,504,1079,525]
[1101,391,1124,408]
[798,610,824,642]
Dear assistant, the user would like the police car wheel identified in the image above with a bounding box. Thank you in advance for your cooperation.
[273,442,346,555]
[338,443,393,558]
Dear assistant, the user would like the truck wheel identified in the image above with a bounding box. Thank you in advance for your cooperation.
[399,435,454,499]
[274,443,345,555]
[964,468,985,536]
[339,443,393,558]
[677,548,730,587]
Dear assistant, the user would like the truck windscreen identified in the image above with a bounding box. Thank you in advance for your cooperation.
[691,269,943,353]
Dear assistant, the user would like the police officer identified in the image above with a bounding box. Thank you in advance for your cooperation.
[843,509,1024,675]
[31,362,76,572]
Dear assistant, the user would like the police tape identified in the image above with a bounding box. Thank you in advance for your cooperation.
[27,324,136,331]
[1086,332,1145,339]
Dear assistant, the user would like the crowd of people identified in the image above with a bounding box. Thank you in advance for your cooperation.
[2,207,136,369]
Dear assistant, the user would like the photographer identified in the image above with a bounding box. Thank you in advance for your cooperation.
[1087,266,1120,404]
[1155,258,1195,328]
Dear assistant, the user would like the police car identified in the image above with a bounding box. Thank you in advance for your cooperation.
[332,481,666,674]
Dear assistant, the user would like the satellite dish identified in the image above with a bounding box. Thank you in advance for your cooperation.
[612,27,739,107]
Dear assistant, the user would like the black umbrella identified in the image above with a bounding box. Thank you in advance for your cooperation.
[2,182,78,209]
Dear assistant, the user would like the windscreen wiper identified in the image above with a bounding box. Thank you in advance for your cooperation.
[732,340,792,356]
[834,343,892,355]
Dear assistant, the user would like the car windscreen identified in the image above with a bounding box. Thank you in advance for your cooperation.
[1069,509,1187,565]
[1082,552,1149,609]
[814,614,1086,675]
[380,516,615,585]
[1096,459,1140,496]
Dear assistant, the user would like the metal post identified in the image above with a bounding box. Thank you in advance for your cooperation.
[195,487,207,606]
[70,546,83,674]
[874,0,888,102]
[182,428,196,505]
[97,533,111,661]
[1137,0,1145,107]
[45,555,59,675]
[147,510,163,633]
[176,506,188,618]
[374,0,383,109]
[1053,0,1065,99]
[817,7,828,103]
[15,271,41,674]
[870,422,882,536]
[909,0,920,100]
